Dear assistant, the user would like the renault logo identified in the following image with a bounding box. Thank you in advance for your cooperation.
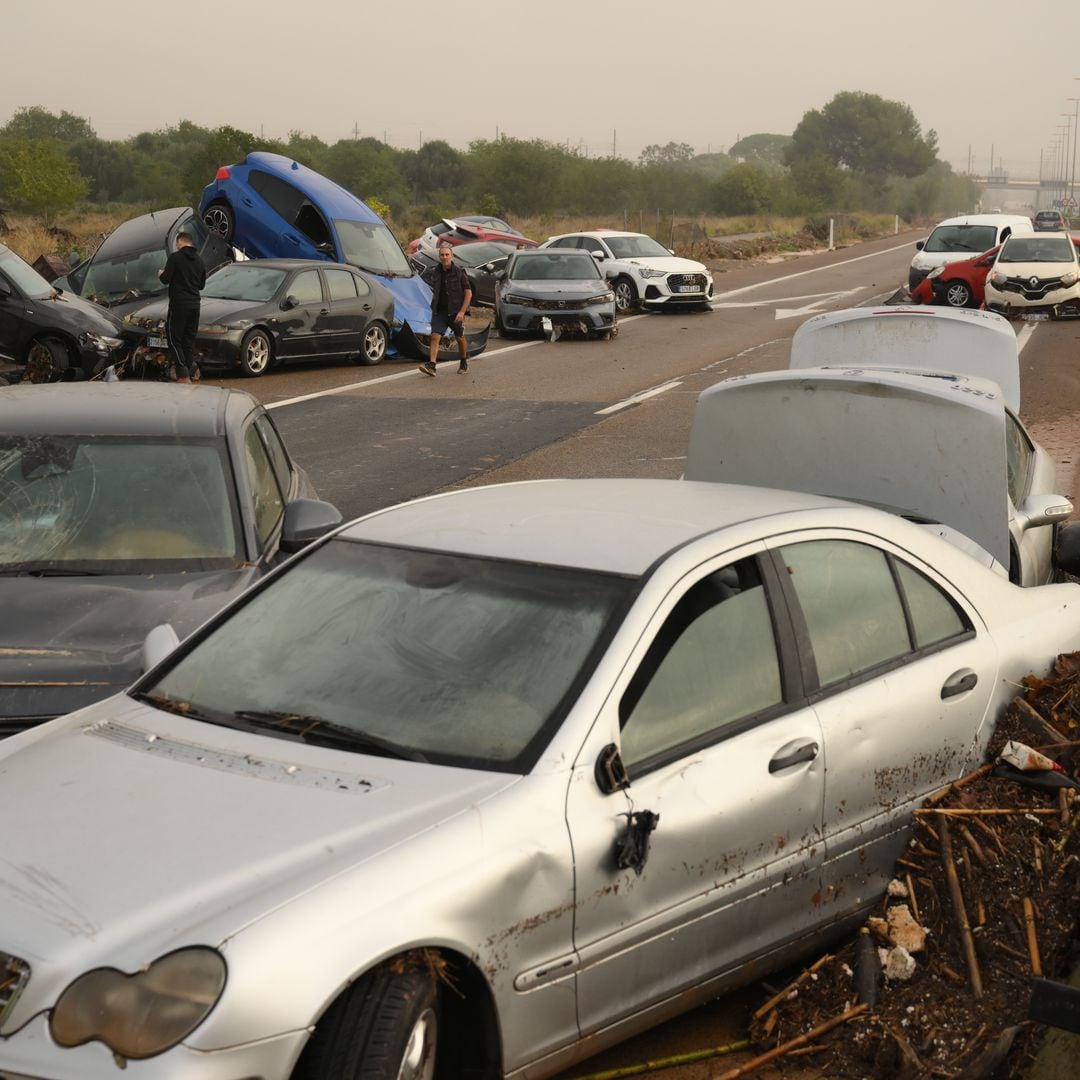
[1030,277,1039,288]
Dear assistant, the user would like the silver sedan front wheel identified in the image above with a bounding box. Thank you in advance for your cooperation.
[238,329,272,377]
[358,322,388,365]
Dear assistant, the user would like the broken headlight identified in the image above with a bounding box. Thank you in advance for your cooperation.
[990,271,1009,286]
[925,266,944,280]
[50,946,226,1059]
[1061,271,1079,287]
[78,332,124,353]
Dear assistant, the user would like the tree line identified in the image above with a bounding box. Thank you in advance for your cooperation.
[0,93,980,226]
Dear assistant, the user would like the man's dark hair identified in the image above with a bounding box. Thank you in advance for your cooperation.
[176,231,195,247]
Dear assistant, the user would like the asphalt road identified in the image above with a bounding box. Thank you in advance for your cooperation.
[205,230,1080,1079]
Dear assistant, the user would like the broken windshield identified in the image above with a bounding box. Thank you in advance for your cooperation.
[145,539,631,772]
[0,436,242,571]
[334,219,412,277]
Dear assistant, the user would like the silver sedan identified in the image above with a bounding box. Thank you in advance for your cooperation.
[3,478,1080,1079]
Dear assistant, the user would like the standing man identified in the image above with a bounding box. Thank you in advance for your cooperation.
[419,242,472,376]
[158,231,206,384]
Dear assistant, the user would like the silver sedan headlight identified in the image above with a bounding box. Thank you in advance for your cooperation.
[587,292,616,304]
[50,946,226,1059]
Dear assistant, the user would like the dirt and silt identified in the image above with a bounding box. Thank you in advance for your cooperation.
[706,655,1080,1080]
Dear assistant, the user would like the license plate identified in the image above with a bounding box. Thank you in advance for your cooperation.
[147,336,168,348]
[675,285,700,293]
[1021,313,1049,321]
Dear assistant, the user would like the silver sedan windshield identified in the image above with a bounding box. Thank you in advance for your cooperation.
[147,540,632,772]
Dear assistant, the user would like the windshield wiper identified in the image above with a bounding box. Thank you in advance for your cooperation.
[134,691,222,725]
[232,709,428,762]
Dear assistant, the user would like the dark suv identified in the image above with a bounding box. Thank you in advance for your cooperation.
[1034,209,1068,232]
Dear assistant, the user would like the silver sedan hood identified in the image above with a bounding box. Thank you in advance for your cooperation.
[0,697,517,1031]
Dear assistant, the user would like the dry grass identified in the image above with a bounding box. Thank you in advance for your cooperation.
[1,206,906,268]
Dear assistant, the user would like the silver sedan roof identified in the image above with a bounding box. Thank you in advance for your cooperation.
[342,478,879,577]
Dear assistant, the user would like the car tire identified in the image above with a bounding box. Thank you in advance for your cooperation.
[293,961,438,1080]
[357,322,388,366]
[612,276,637,314]
[24,336,71,383]
[943,281,974,308]
[203,201,235,243]
[238,329,272,377]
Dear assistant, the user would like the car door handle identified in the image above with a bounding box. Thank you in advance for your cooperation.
[941,669,978,699]
[319,308,329,315]
[242,196,253,206]
[362,303,371,311]
[769,739,819,774]
[284,233,300,245]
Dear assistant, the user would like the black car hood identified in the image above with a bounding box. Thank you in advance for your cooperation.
[126,296,259,331]
[0,566,259,727]
[40,290,124,336]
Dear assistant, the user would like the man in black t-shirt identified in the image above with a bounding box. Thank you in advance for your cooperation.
[419,243,473,376]
[158,231,206,383]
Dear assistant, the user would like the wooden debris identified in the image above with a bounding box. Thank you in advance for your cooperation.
[938,814,983,998]
[1023,896,1042,976]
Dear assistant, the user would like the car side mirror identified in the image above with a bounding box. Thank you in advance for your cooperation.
[667,248,675,255]
[0,280,11,299]
[590,249,605,260]
[142,623,180,672]
[493,270,506,280]
[281,497,343,553]
[1017,493,1073,533]
[915,240,925,251]
[281,295,299,310]
[483,262,495,271]
[604,267,620,280]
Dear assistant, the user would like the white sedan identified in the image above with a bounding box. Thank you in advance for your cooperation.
[2,479,1080,1080]
[983,232,1080,319]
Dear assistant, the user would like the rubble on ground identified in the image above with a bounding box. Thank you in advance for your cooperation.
[744,654,1080,1079]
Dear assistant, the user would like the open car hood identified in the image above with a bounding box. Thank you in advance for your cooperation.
[686,366,1011,567]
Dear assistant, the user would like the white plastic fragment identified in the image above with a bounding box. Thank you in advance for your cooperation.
[878,945,918,981]
[887,878,909,899]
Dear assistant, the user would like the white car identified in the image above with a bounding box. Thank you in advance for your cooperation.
[983,232,1080,319]
[4,478,1080,1080]
[908,213,1033,291]
[686,307,1072,586]
[541,230,713,313]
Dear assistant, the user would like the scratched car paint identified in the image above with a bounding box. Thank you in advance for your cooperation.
[3,476,1080,1079]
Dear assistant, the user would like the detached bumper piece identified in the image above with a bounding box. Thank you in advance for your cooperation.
[397,323,490,361]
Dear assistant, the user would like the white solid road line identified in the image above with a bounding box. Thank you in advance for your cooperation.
[596,379,685,415]
[1016,323,1039,354]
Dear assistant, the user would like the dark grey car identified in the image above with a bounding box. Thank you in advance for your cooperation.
[494,250,617,338]
[0,383,341,734]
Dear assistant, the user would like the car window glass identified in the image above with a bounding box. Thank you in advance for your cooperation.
[924,225,998,254]
[894,562,968,649]
[289,269,323,305]
[296,203,334,249]
[0,249,53,299]
[325,268,358,301]
[620,559,782,770]
[1005,413,1034,506]
[548,237,577,249]
[779,540,910,688]
[254,414,294,496]
[243,424,285,547]
[249,170,305,225]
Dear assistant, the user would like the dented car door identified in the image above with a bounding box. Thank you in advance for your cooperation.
[566,545,826,1035]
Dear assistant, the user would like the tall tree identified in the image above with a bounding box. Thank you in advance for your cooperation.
[785,92,937,180]
[0,137,88,223]
[729,133,791,171]
[2,106,94,144]
[639,142,695,166]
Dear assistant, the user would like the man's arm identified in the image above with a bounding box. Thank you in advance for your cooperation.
[457,271,472,321]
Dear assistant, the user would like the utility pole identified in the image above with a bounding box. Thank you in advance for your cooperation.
[612,128,616,157]
[352,122,360,140]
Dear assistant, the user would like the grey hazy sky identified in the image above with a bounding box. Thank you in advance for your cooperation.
[5,0,1079,179]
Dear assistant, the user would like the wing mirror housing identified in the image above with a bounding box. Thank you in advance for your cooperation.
[281,295,299,310]
[1016,493,1073,533]
[142,623,180,672]
[590,249,606,260]
[281,497,343,553]
[915,240,925,250]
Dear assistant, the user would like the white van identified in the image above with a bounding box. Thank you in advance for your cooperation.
[908,213,1033,290]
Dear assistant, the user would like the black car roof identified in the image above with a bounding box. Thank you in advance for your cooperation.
[0,384,257,438]
[95,208,192,259]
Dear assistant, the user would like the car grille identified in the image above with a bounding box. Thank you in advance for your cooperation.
[666,272,707,291]
[0,951,31,1029]
[528,297,594,311]
[997,276,1068,301]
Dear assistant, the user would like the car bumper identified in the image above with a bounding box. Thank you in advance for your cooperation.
[640,277,714,307]
[398,322,490,360]
[0,1014,307,1080]
[498,302,616,334]
[984,284,1080,318]
[908,267,931,290]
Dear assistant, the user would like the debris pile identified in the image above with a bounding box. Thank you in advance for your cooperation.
[745,653,1080,1079]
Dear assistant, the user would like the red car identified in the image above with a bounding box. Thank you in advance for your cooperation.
[407,216,537,257]
[909,245,999,308]
[911,236,1080,309]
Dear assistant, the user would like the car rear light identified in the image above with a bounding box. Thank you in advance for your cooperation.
[215,167,230,180]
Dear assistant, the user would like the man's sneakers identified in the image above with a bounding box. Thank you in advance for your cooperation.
[418,361,437,377]
[458,359,469,374]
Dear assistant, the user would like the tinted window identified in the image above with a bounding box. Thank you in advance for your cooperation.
[604,235,671,259]
[325,268,358,301]
[203,265,287,302]
[924,225,999,254]
[547,237,580,249]
[249,170,305,224]
[243,424,284,547]
[0,248,59,300]
[620,560,782,769]
[289,269,323,305]
[780,540,910,688]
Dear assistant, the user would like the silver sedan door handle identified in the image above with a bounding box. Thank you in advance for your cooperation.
[941,668,978,699]
[769,738,820,774]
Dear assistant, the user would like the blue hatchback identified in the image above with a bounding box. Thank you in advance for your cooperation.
[199,153,487,359]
